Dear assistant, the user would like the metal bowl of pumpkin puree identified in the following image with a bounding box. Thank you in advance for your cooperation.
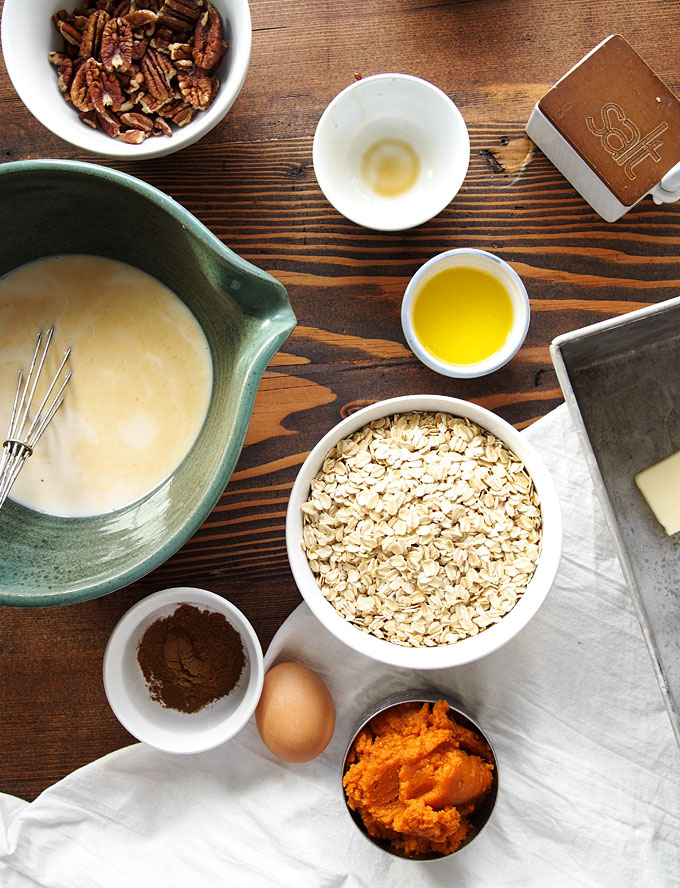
[341,690,499,860]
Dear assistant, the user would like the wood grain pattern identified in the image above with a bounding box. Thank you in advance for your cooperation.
[0,0,679,801]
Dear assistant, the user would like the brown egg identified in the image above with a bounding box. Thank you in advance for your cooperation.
[255,661,335,763]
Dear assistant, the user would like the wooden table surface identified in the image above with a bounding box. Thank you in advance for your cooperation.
[1,0,678,803]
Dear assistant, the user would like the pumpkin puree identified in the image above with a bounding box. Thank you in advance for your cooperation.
[343,700,495,857]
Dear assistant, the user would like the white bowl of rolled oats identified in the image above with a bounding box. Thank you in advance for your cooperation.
[286,396,562,669]
[1,0,251,158]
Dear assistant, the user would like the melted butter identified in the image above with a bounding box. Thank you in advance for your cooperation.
[0,255,212,517]
[361,138,420,198]
[411,266,514,365]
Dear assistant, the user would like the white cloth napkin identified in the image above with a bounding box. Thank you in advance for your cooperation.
[1,403,678,888]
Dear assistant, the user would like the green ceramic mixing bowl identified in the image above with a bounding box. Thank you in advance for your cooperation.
[0,159,296,607]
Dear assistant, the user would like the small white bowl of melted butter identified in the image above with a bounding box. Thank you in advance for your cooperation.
[313,73,470,231]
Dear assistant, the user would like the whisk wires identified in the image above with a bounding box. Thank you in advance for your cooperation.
[0,328,71,511]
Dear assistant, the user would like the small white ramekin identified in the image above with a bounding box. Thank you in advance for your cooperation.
[103,587,264,754]
[313,73,470,231]
[401,248,530,378]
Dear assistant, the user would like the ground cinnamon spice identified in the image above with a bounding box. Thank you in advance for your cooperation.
[137,603,246,713]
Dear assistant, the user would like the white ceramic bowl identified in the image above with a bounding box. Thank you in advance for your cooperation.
[1,0,251,159]
[401,248,531,378]
[103,587,264,753]
[286,395,562,670]
[313,74,470,230]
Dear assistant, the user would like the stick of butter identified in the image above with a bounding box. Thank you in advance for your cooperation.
[635,449,680,535]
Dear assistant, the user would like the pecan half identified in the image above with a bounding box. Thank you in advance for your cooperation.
[70,61,94,111]
[177,68,217,111]
[79,10,110,59]
[140,47,175,101]
[192,4,225,72]
[101,17,133,72]
[86,58,123,112]
[157,0,203,32]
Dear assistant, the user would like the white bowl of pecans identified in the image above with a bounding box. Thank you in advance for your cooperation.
[286,395,562,669]
[1,0,251,158]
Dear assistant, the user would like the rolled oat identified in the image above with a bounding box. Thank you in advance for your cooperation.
[301,411,542,647]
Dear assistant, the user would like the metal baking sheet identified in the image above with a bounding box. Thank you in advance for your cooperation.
[551,297,680,748]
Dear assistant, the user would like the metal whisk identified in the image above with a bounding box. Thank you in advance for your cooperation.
[0,328,71,512]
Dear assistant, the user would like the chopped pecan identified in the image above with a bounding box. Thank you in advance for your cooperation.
[131,36,149,60]
[70,61,94,110]
[95,107,121,137]
[157,0,203,32]
[56,18,83,47]
[138,92,171,114]
[155,97,185,117]
[48,50,69,66]
[101,17,133,71]
[172,105,194,127]
[86,58,123,112]
[153,117,173,136]
[95,0,115,12]
[150,27,173,53]
[58,55,86,96]
[192,4,225,72]
[140,47,175,101]
[120,110,154,131]
[117,66,145,92]
[57,57,75,93]
[120,128,147,143]
[168,41,192,61]
[177,68,217,111]
[79,10,110,59]
[112,0,133,14]
[128,70,146,91]
[125,10,158,27]
[78,110,99,128]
